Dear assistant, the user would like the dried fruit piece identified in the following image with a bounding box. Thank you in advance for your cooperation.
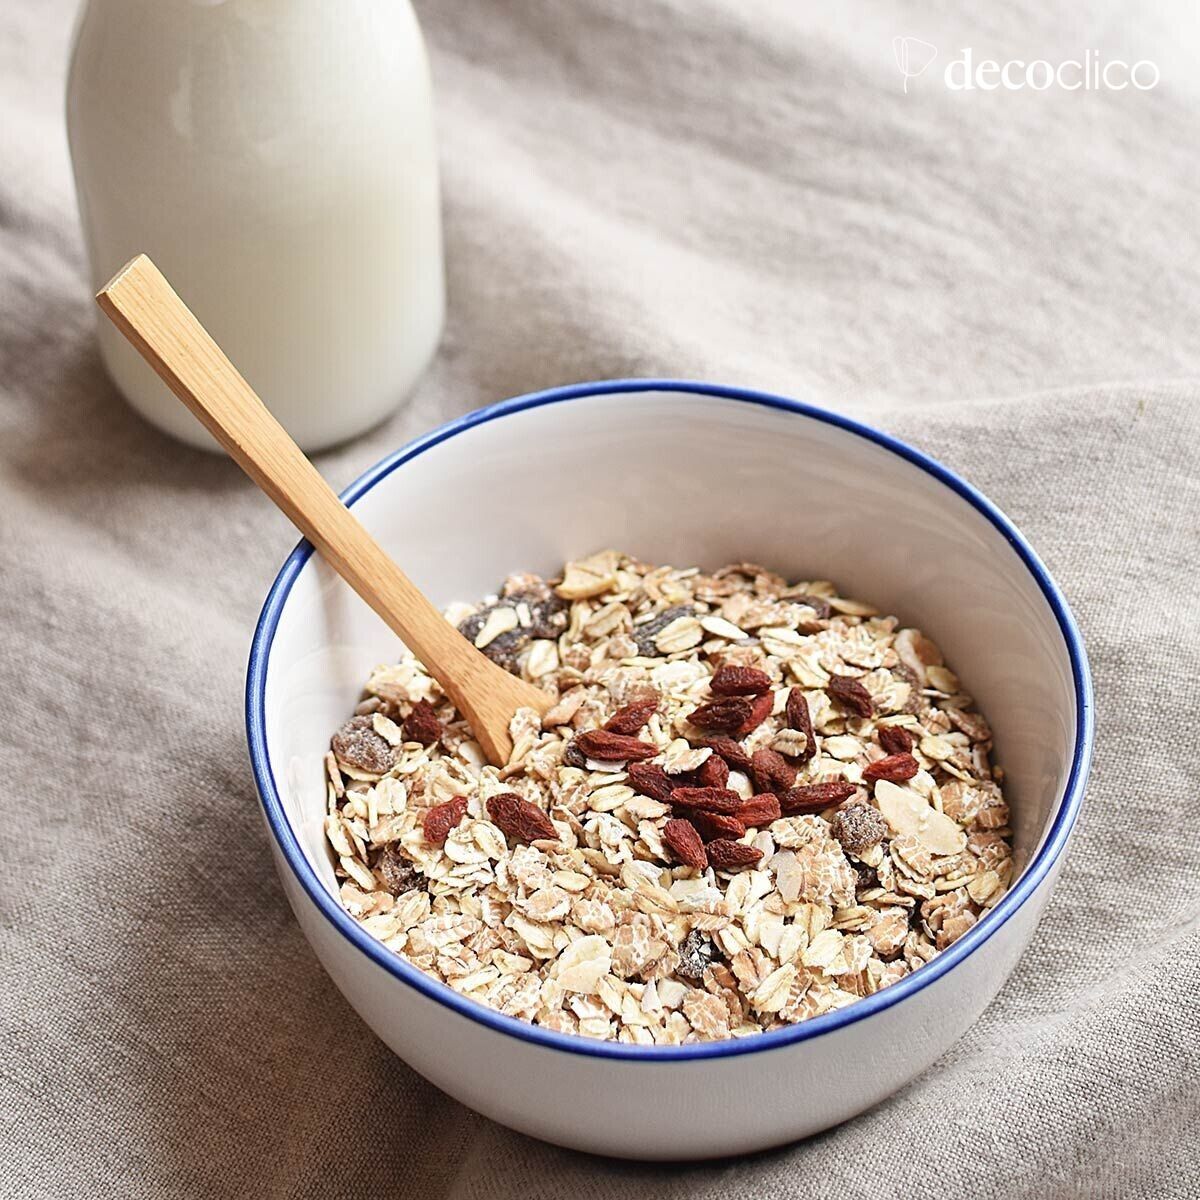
[663,818,708,869]
[698,737,753,774]
[456,591,568,669]
[706,839,764,870]
[827,674,874,718]
[331,715,396,775]
[627,762,676,802]
[709,665,772,696]
[779,780,857,814]
[632,605,695,656]
[750,747,796,795]
[862,753,920,783]
[572,730,657,762]
[690,811,747,840]
[603,697,659,735]
[676,929,714,980]
[562,740,588,768]
[422,794,468,845]
[694,753,730,789]
[787,593,832,621]
[524,591,570,639]
[734,793,782,827]
[785,689,816,762]
[403,700,443,746]
[486,792,558,844]
[830,804,889,855]
[878,725,915,755]
[376,844,423,895]
[735,691,775,736]
[688,696,754,733]
[669,787,743,815]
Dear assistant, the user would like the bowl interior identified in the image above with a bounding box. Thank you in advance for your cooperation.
[259,386,1080,924]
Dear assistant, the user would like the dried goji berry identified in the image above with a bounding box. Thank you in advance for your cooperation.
[663,818,708,869]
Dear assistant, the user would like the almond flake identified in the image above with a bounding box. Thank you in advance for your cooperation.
[874,780,967,855]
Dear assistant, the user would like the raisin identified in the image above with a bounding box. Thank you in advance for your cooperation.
[403,700,443,746]
[526,592,570,639]
[831,803,889,854]
[878,725,915,755]
[632,605,695,657]
[562,740,588,768]
[376,844,423,895]
[455,590,567,670]
[331,715,396,775]
[827,674,874,718]
[677,930,715,980]
[456,602,526,670]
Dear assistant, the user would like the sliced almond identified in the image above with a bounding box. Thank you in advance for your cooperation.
[699,614,749,641]
[473,606,518,648]
[655,616,703,654]
[874,780,967,855]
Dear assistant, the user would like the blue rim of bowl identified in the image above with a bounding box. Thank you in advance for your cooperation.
[246,378,1093,1062]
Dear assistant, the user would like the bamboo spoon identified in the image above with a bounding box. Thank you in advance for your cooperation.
[96,254,552,766]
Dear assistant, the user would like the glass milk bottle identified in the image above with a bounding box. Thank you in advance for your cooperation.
[67,0,444,452]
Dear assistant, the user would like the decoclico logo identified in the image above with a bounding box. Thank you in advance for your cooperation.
[895,40,1160,92]
[945,47,1159,90]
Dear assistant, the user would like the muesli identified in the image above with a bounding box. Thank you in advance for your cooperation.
[324,551,1013,1044]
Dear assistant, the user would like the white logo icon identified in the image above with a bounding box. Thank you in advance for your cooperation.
[893,36,938,93]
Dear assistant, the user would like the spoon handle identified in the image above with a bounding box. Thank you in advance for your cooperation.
[97,254,548,765]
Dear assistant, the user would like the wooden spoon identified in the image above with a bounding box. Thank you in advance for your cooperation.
[96,254,552,765]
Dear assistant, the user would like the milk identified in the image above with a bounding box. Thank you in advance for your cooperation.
[67,0,444,452]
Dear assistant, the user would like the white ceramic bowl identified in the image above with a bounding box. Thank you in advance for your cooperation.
[247,380,1092,1159]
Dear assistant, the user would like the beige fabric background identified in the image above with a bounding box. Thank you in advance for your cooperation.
[3,1,1199,1196]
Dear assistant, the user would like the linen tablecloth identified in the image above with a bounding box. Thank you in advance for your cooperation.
[3,2,1198,1196]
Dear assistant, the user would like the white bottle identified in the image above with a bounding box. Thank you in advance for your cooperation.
[67,0,444,452]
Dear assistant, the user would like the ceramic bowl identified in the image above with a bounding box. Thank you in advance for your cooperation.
[247,380,1092,1159]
